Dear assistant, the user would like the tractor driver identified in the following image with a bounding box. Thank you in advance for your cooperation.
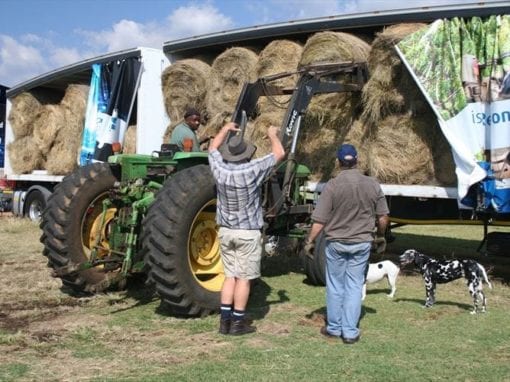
[169,108,202,152]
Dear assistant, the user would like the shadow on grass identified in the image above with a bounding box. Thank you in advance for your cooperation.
[395,297,473,311]
[248,278,290,320]
[303,305,377,329]
[107,275,159,314]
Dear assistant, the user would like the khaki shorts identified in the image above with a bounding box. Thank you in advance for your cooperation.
[218,227,262,280]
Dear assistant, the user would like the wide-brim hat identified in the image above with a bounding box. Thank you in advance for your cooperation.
[219,138,257,163]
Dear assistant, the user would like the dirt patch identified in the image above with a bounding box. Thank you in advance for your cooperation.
[299,312,326,327]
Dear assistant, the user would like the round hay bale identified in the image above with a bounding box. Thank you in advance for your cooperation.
[293,112,357,182]
[45,140,79,175]
[199,111,231,140]
[250,112,283,158]
[32,104,66,153]
[205,47,258,118]
[300,31,370,67]
[45,108,85,175]
[7,136,44,174]
[298,31,369,135]
[123,125,137,154]
[362,23,428,125]
[60,84,89,116]
[367,23,426,71]
[8,92,42,139]
[367,114,436,184]
[161,59,211,123]
[61,106,85,142]
[257,40,303,115]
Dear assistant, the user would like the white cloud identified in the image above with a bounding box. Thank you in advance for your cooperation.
[77,4,234,53]
[0,3,233,87]
[0,35,49,86]
[166,4,234,37]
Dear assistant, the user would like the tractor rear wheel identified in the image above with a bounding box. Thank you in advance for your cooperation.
[303,233,326,286]
[40,163,121,294]
[144,165,222,316]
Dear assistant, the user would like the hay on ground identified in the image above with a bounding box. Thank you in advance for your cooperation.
[8,92,42,139]
[7,136,44,174]
[205,47,258,118]
[32,105,66,153]
[161,59,211,123]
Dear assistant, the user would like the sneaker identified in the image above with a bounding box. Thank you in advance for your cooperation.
[229,318,256,336]
[219,318,231,335]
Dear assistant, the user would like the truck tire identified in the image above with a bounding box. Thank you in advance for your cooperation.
[24,188,51,221]
[303,233,326,286]
[144,165,222,316]
[40,163,121,294]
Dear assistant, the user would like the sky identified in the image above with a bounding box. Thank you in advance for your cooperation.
[0,0,506,87]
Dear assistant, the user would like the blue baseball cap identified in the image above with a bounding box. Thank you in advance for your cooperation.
[337,144,358,164]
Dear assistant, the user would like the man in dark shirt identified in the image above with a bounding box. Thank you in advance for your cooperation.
[169,108,202,151]
[305,144,389,344]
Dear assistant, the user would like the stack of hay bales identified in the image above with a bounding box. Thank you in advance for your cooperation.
[250,40,303,156]
[157,26,456,186]
[359,24,456,185]
[7,84,89,175]
[7,92,45,173]
[296,32,371,181]
[46,84,89,174]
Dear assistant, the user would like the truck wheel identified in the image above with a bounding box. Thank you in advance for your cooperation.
[144,164,222,316]
[24,188,50,221]
[40,163,121,294]
[303,233,326,286]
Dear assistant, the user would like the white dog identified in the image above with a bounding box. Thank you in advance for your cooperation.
[362,260,400,300]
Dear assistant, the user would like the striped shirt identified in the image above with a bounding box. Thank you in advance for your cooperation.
[208,149,276,230]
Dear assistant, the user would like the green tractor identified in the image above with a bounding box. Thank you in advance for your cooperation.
[40,62,367,316]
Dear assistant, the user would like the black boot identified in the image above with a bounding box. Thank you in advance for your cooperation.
[219,318,231,335]
[229,318,256,335]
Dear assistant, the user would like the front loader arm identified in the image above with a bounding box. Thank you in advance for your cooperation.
[229,61,368,224]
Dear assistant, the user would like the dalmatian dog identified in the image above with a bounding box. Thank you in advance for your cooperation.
[399,249,493,314]
[362,260,400,300]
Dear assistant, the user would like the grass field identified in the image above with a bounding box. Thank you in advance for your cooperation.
[0,217,509,381]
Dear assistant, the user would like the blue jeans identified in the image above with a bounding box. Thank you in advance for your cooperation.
[325,240,371,339]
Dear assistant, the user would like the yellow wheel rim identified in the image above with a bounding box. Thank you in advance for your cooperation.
[188,199,224,291]
[81,192,117,261]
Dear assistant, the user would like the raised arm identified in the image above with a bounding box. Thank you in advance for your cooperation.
[208,122,240,153]
[267,125,285,163]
